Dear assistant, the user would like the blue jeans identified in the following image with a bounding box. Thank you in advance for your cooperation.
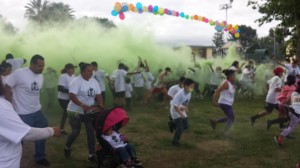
[172,117,189,144]
[19,110,48,161]
[217,103,235,131]
[116,144,137,162]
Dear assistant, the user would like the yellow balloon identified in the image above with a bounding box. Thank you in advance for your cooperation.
[198,16,202,21]
[114,3,122,12]
[133,7,138,12]
[190,16,194,20]
[234,25,239,30]
[143,6,148,12]
[158,7,164,15]
[235,33,240,38]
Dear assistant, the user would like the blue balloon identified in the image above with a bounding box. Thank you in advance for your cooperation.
[111,10,118,16]
[153,6,159,12]
[180,12,185,18]
[168,10,172,15]
[136,2,142,10]
[122,5,128,12]
[237,29,241,33]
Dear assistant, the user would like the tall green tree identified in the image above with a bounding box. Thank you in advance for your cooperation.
[0,15,17,34]
[78,16,116,28]
[212,31,225,56]
[248,0,300,60]
[47,2,74,22]
[231,25,257,52]
[25,0,50,24]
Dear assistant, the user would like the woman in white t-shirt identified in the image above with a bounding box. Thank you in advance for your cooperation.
[64,63,104,162]
[57,63,76,135]
[250,67,284,126]
[239,64,256,98]
[275,81,300,146]
[210,69,236,135]
[0,78,60,168]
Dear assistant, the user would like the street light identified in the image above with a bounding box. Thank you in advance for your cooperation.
[220,0,233,40]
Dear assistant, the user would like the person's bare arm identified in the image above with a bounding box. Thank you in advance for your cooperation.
[69,93,90,112]
[95,94,104,109]
[212,81,229,106]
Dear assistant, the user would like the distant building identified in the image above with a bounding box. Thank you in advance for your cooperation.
[173,45,214,59]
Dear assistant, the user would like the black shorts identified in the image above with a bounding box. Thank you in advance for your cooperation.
[264,103,279,113]
[115,91,125,98]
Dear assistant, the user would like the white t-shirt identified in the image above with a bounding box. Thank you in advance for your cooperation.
[101,131,126,149]
[284,64,300,81]
[291,92,300,114]
[229,66,238,71]
[67,75,101,114]
[111,69,127,92]
[170,89,191,119]
[0,98,31,168]
[93,70,108,92]
[6,68,43,115]
[5,58,25,72]
[133,72,145,88]
[240,68,254,82]
[266,76,283,104]
[168,84,182,99]
[43,71,57,89]
[58,73,76,100]
[1,75,11,86]
[145,72,154,90]
[218,80,235,106]
[125,83,133,98]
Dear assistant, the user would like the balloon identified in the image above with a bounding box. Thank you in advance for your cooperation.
[122,5,129,12]
[185,15,189,19]
[224,28,228,32]
[136,2,142,10]
[198,16,202,21]
[148,5,153,12]
[180,12,185,18]
[194,15,198,20]
[231,29,237,34]
[114,3,122,12]
[111,10,118,16]
[176,12,180,17]
[143,6,148,12]
[129,4,135,11]
[164,9,168,14]
[158,7,164,15]
[235,33,240,38]
[138,9,143,14]
[119,12,125,20]
[190,16,194,20]
[234,24,239,30]
[220,22,224,27]
[237,29,241,33]
[153,6,159,12]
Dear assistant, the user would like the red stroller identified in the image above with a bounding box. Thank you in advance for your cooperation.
[92,107,140,168]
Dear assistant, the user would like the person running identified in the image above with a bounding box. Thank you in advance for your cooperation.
[274,80,300,146]
[267,75,296,130]
[275,59,300,81]
[250,67,284,126]
[0,62,12,87]
[4,53,26,72]
[143,60,154,104]
[91,61,109,104]
[5,55,51,166]
[202,65,222,97]
[64,63,104,163]
[167,77,185,133]
[170,78,195,146]
[132,57,145,104]
[125,77,133,111]
[210,69,236,136]
[57,63,76,135]
[145,67,172,104]
[239,62,256,98]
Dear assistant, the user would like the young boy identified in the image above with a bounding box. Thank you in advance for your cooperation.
[125,77,133,111]
[170,78,195,146]
[101,127,141,168]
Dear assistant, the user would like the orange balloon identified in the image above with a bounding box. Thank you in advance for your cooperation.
[194,15,198,20]
[129,4,135,11]
[114,2,122,12]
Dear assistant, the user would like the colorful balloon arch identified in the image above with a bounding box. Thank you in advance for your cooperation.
[111,2,241,38]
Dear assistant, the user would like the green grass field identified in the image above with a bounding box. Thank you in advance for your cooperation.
[20,95,300,168]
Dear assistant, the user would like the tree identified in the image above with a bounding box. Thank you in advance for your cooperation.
[25,0,50,24]
[78,16,116,28]
[248,0,300,60]
[47,2,74,22]
[0,15,17,34]
[212,31,225,56]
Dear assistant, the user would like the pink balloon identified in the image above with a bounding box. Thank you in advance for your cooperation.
[231,30,236,34]
[176,12,180,17]
[119,12,125,20]
[164,8,168,14]
[148,5,153,12]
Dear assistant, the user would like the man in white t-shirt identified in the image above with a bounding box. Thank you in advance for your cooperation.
[5,54,51,166]
[275,59,300,81]
[5,53,26,72]
[91,62,109,103]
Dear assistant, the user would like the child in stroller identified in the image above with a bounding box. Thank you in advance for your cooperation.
[102,127,142,168]
[93,107,142,168]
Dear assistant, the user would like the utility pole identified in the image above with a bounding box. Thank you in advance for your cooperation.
[219,0,233,35]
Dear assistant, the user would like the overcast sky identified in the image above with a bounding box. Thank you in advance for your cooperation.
[0,0,278,46]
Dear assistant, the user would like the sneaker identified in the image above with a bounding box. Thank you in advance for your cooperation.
[168,121,174,133]
[64,147,71,158]
[210,119,217,130]
[36,159,50,166]
[60,130,68,135]
[120,161,134,168]
[267,120,272,131]
[171,141,181,147]
[250,116,256,126]
[88,155,97,163]
[132,158,142,166]
[274,136,282,147]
